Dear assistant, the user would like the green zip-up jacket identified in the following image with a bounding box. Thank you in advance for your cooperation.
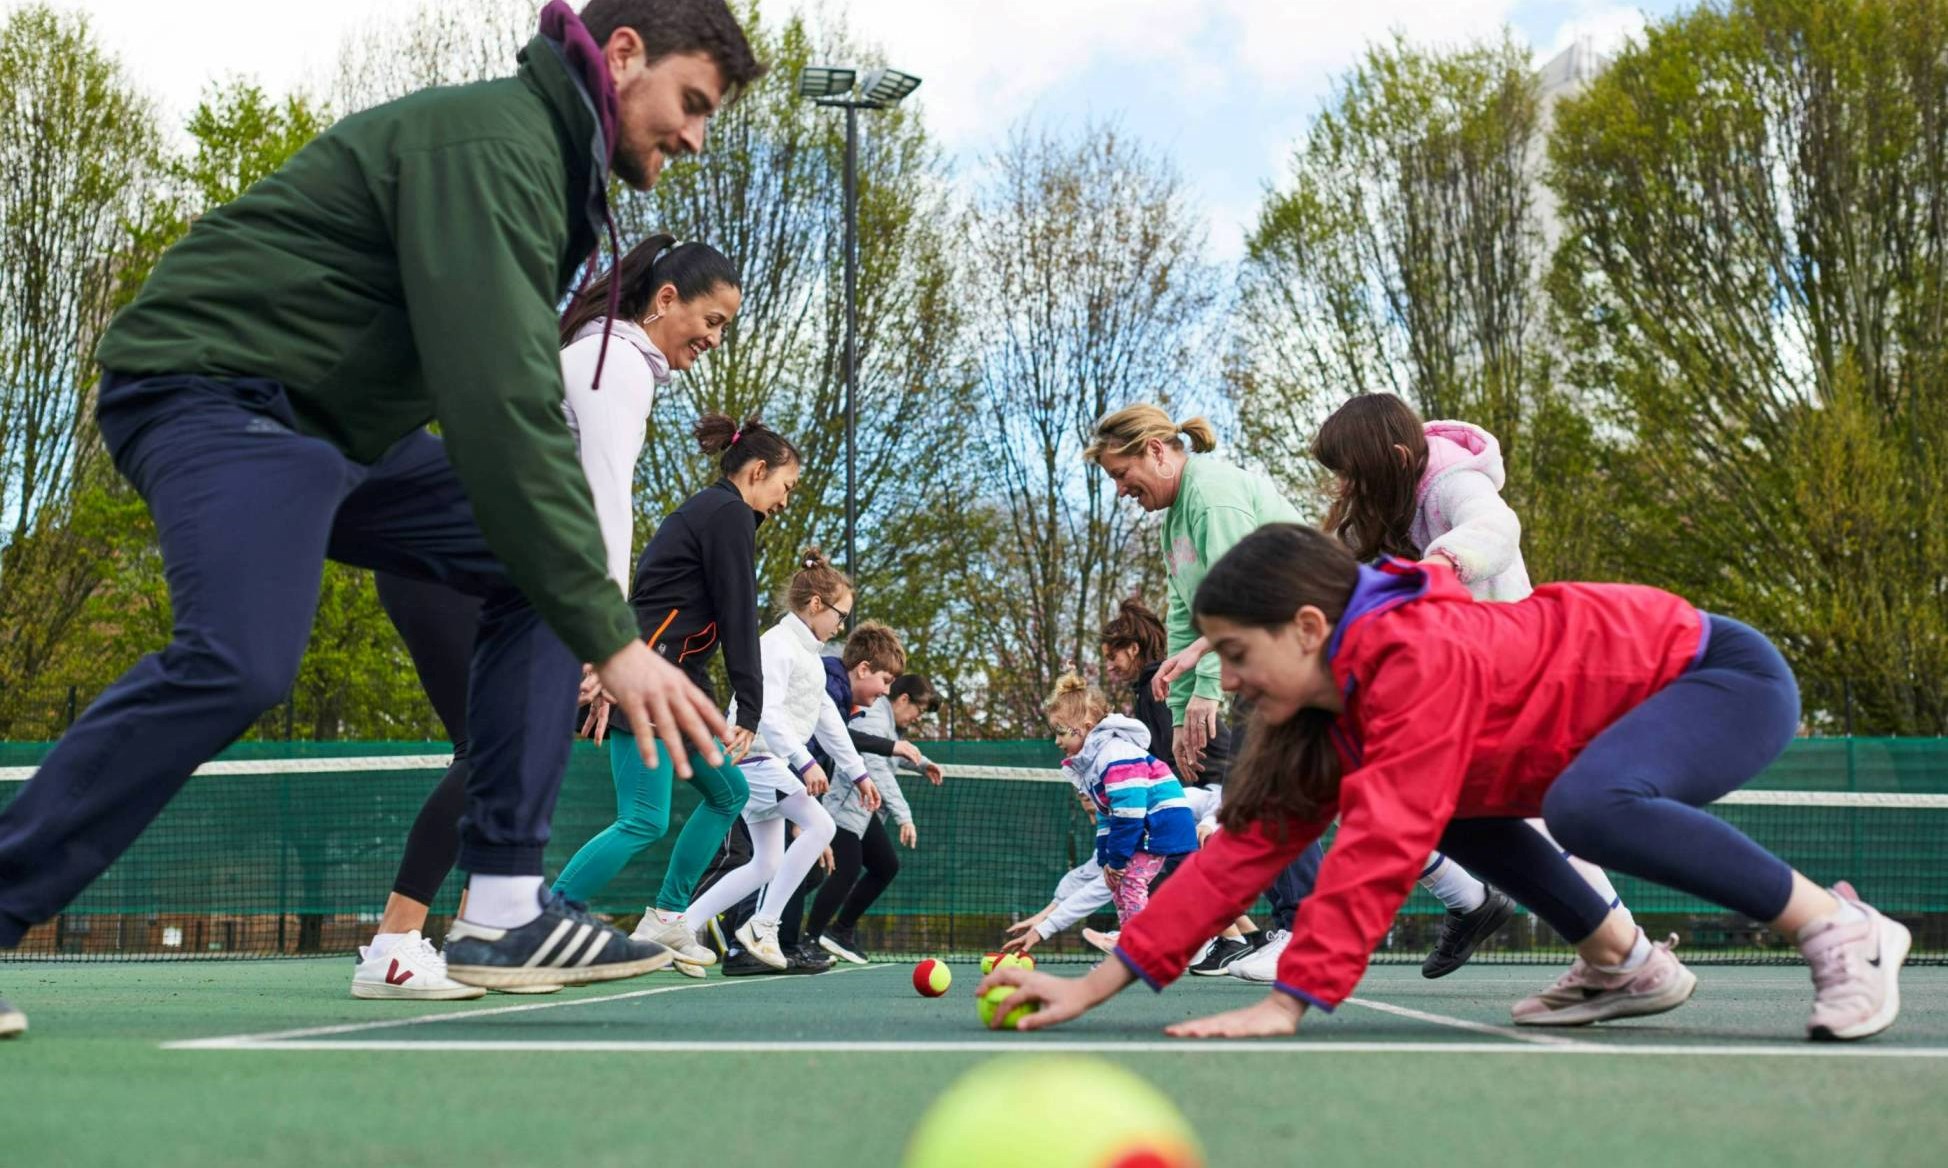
[94,35,637,663]
[1160,455,1303,722]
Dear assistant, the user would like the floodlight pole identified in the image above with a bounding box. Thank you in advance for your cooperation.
[843,102,859,620]
[816,97,879,628]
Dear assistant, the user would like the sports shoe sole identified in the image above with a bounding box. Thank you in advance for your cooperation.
[671,960,708,979]
[1423,892,1517,979]
[1513,965,1699,1027]
[493,983,565,995]
[449,947,673,989]
[1809,916,1911,1042]
[817,935,869,965]
[350,979,487,1001]
[1188,945,1249,976]
[0,1012,24,1038]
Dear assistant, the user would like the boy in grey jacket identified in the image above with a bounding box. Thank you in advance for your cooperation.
[812,673,942,964]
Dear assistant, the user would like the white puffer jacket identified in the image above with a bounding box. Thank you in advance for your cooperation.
[1414,421,1535,603]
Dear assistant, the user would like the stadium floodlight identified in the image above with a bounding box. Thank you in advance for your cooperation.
[797,65,856,99]
[859,68,922,107]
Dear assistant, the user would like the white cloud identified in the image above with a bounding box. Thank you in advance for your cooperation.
[45,0,401,124]
[811,0,1522,147]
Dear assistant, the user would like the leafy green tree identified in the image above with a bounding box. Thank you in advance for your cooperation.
[1235,33,1614,585]
[1548,0,1948,733]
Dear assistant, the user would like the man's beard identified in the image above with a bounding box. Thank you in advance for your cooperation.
[611,140,654,191]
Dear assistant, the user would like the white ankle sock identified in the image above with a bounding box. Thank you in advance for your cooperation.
[1419,853,1488,914]
[654,908,685,925]
[1598,929,1653,973]
[368,931,409,955]
[463,876,545,928]
[1799,898,1866,940]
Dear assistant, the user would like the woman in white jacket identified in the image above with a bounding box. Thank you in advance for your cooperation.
[349,235,742,1000]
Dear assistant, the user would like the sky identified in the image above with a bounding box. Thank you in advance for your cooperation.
[51,0,1695,259]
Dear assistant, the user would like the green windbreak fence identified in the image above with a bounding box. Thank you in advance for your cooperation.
[1,738,1943,964]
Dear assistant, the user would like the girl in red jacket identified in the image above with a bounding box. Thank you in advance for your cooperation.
[980,523,1908,1042]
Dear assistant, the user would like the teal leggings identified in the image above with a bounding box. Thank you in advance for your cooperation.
[553,734,749,911]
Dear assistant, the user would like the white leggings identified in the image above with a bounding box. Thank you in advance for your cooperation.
[684,791,836,931]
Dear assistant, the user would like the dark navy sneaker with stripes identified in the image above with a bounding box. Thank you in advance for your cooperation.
[445,890,674,989]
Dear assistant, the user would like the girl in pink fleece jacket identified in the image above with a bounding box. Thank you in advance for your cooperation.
[1312,393,1655,994]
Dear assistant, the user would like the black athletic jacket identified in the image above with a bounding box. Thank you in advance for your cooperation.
[627,479,763,732]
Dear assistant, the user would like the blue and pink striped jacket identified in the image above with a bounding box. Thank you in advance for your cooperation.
[1064,714,1200,869]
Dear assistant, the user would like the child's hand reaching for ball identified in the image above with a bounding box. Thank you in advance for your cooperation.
[999,927,1040,956]
[975,960,1133,1032]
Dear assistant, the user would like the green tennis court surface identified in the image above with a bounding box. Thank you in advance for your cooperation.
[5,960,1946,1166]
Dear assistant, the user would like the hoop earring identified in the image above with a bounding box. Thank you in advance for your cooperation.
[1158,460,1178,481]
[641,311,664,327]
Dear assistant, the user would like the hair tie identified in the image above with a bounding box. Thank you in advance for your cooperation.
[731,428,743,444]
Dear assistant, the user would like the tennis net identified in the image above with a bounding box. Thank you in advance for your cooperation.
[2,738,1943,964]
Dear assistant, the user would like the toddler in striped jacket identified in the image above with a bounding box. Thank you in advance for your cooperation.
[1047,675,1199,924]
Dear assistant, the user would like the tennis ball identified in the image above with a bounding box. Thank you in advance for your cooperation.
[980,951,1004,974]
[903,1056,1204,1168]
[913,959,952,998]
[976,984,1038,1030]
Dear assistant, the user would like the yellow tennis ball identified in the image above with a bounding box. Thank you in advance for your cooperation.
[903,1056,1204,1168]
[980,951,1004,974]
[912,959,952,998]
[976,984,1038,1030]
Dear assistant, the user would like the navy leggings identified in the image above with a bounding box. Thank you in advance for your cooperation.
[1437,614,1801,944]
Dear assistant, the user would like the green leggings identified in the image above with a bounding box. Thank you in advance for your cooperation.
[552,734,749,911]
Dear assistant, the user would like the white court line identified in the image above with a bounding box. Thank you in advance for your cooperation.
[162,967,877,1050]
[165,1038,1948,1059]
[1342,995,1577,1046]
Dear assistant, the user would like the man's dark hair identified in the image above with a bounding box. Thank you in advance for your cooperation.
[581,0,768,98]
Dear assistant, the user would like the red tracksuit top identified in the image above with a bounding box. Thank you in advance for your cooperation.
[1114,559,1706,1010]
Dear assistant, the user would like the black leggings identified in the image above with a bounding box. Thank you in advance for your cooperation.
[376,571,482,905]
[804,815,900,939]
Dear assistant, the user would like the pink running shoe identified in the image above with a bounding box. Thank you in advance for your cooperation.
[1512,933,1698,1026]
[1800,882,1910,1041]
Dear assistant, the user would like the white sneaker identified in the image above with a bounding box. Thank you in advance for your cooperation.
[736,918,787,970]
[632,909,717,966]
[1230,929,1290,983]
[0,995,25,1038]
[671,960,708,979]
[1801,881,1910,1041]
[351,931,487,1000]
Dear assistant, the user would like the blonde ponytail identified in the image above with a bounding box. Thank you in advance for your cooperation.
[1084,403,1218,463]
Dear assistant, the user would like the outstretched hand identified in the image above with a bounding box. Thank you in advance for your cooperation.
[974,962,1128,1032]
[1151,638,1210,701]
[597,641,729,777]
[1163,993,1306,1039]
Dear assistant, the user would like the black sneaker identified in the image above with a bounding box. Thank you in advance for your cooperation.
[817,926,870,965]
[0,995,24,1039]
[1422,887,1517,979]
[779,942,832,975]
[720,948,777,977]
[445,890,674,989]
[1188,936,1251,976]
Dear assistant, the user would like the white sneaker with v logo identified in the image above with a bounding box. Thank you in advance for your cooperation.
[351,931,485,1000]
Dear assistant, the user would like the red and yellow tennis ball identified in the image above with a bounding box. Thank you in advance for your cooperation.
[980,952,1035,975]
[977,984,1038,1030]
[903,1056,1204,1168]
[913,959,952,997]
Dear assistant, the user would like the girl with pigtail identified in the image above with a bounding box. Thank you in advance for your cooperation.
[674,548,863,970]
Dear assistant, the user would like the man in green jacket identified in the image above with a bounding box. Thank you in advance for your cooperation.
[0,0,764,1004]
